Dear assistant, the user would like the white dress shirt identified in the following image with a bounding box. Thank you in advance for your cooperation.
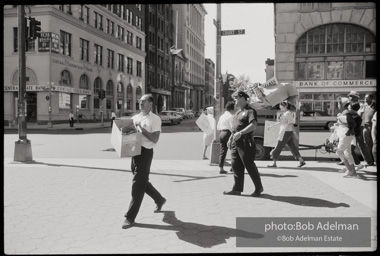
[217,111,233,131]
[132,111,161,149]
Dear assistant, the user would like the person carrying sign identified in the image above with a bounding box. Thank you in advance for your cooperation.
[267,100,306,168]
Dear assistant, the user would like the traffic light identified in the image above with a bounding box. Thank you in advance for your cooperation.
[29,17,42,40]
[101,89,106,99]
[98,90,102,99]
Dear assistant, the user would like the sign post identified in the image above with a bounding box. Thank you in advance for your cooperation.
[209,5,246,165]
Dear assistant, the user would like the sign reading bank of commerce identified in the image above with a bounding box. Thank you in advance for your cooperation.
[294,79,376,87]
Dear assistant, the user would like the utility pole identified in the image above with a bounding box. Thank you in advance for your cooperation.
[14,5,33,162]
[209,4,222,165]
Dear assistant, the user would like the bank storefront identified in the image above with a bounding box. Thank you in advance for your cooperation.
[294,23,376,116]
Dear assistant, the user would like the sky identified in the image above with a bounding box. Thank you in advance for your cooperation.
[203,3,275,83]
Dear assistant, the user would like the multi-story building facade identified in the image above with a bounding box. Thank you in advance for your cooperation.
[204,58,215,107]
[171,48,188,108]
[4,4,145,125]
[265,58,275,81]
[274,3,376,116]
[173,4,207,111]
[144,4,174,114]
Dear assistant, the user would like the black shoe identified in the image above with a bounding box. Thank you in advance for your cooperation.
[267,163,277,168]
[122,219,135,229]
[298,161,306,167]
[230,168,233,172]
[219,170,228,174]
[223,190,241,195]
[251,187,264,197]
[367,162,375,166]
[154,198,167,213]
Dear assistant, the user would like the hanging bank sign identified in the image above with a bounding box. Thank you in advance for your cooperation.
[38,32,59,53]
[294,79,376,87]
[3,85,91,95]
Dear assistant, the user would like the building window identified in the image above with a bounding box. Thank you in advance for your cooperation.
[106,19,114,36]
[296,23,376,55]
[118,53,124,72]
[117,25,124,41]
[127,85,132,110]
[94,44,103,65]
[300,3,332,11]
[126,31,133,45]
[127,57,133,74]
[135,86,142,110]
[80,38,89,61]
[60,30,71,56]
[136,36,142,49]
[94,12,103,30]
[107,49,114,69]
[136,61,142,77]
[345,61,363,79]
[60,70,72,86]
[79,5,89,23]
[79,74,89,89]
[94,77,102,109]
[326,61,343,79]
[106,80,114,96]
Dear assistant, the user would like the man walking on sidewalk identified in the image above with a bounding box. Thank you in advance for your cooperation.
[122,94,166,229]
[224,90,264,197]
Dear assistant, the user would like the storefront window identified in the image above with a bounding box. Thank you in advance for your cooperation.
[327,61,343,79]
[300,93,313,100]
[313,94,323,100]
[307,62,324,79]
[314,101,322,111]
[79,95,88,109]
[321,93,334,100]
[59,92,71,109]
[60,70,72,86]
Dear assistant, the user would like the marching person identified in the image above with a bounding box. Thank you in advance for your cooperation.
[346,91,374,166]
[267,100,306,168]
[348,102,364,171]
[202,107,214,160]
[361,93,376,166]
[217,101,235,174]
[224,90,264,197]
[334,97,357,177]
[69,111,74,127]
[122,94,166,229]
[111,111,116,128]
[371,111,377,165]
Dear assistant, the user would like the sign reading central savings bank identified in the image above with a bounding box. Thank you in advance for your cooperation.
[294,79,376,87]
[3,85,91,95]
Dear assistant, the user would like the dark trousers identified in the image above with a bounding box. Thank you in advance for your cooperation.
[230,136,263,192]
[125,147,164,221]
[69,118,74,127]
[272,131,301,161]
[356,126,374,164]
[351,144,361,165]
[219,130,231,168]
[111,117,115,128]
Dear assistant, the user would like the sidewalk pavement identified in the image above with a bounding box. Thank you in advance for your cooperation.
[4,121,109,130]
[4,157,377,254]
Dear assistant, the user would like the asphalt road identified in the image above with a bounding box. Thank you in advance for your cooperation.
[4,118,337,161]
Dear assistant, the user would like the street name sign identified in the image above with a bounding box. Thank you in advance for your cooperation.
[221,29,245,36]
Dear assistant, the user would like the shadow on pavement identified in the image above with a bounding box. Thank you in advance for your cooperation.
[255,194,350,208]
[22,161,228,182]
[134,211,264,248]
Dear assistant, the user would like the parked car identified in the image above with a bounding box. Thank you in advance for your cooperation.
[158,110,181,125]
[194,109,203,117]
[171,108,186,119]
[300,111,336,130]
[185,110,194,119]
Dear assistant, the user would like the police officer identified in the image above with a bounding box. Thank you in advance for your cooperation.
[224,90,264,197]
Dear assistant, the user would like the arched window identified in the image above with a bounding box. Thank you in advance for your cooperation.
[60,70,72,86]
[79,74,89,89]
[295,23,376,81]
[127,84,133,110]
[296,23,376,55]
[106,80,114,96]
[117,82,123,97]
[94,77,102,94]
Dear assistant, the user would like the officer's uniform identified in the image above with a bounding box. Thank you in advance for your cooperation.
[230,104,263,192]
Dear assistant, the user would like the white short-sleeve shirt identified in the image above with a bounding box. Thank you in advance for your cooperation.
[132,111,162,149]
